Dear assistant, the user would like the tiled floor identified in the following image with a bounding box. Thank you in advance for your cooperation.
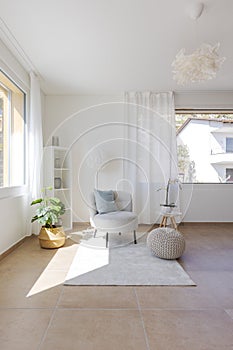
[0,223,233,349]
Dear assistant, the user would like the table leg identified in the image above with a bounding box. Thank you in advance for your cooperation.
[171,216,177,229]
[160,216,166,227]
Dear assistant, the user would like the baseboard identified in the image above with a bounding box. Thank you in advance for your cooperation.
[0,237,27,262]
[72,221,233,227]
[137,222,233,226]
[73,222,91,226]
[180,221,233,225]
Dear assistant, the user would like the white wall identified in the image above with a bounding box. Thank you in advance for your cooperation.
[44,92,233,223]
[0,196,28,254]
[0,39,30,254]
[181,183,233,222]
[175,91,233,109]
[44,95,125,221]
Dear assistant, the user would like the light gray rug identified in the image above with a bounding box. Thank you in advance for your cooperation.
[64,230,195,286]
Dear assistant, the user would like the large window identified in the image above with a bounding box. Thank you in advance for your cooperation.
[0,70,25,188]
[176,112,233,183]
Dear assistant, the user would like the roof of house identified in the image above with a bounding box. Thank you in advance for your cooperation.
[177,117,233,135]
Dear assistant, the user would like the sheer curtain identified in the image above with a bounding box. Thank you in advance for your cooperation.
[124,91,178,224]
[27,71,43,234]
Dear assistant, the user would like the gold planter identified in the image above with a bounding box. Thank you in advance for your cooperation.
[39,227,66,249]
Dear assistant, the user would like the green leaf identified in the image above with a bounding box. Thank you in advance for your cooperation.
[50,212,58,224]
[50,197,60,204]
[59,203,65,215]
[49,204,61,212]
[31,198,43,206]
[38,217,46,225]
[36,207,48,216]
[31,215,38,223]
[30,191,65,227]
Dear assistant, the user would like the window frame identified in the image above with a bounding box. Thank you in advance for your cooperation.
[0,69,28,199]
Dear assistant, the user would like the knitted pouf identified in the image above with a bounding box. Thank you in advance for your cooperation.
[147,227,185,259]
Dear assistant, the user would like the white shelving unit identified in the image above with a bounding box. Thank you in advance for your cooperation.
[43,146,72,230]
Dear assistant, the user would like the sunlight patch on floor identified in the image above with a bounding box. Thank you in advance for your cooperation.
[65,245,109,281]
[26,244,78,297]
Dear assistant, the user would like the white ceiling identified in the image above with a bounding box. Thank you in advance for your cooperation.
[0,0,232,94]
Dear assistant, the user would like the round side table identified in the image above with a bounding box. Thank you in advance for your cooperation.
[159,211,182,229]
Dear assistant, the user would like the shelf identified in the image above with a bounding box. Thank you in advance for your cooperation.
[46,146,69,151]
[54,168,70,170]
[43,146,72,231]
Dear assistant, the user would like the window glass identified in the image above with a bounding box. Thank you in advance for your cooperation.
[226,138,233,153]
[0,70,25,187]
[176,113,233,183]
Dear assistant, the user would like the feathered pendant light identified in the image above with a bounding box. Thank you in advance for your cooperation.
[172,2,225,85]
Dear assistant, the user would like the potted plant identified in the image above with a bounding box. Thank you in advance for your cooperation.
[31,187,66,248]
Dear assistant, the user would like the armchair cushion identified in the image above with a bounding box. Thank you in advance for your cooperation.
[93,211,138,233]
[94,189,118,214]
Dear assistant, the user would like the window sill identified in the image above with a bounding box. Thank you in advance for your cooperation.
[182,182,233,185]
[0,185,28,200]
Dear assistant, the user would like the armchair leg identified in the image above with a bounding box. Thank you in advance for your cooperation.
[93,229,97,238]
[133,230,137,244]
[106,232,109,248]
[119,232,121,236]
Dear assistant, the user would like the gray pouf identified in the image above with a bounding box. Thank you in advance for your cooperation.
[147,227,185,260]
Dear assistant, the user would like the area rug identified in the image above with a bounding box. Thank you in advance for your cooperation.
[64,231,195,286]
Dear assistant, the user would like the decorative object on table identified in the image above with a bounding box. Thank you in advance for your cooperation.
[157,179,182,227]
[54,177,62,189]
[52,136,59,146]
[147,227,185,260]
[172,2,225,85]
[157,178,181,211]
[31,186,66,248]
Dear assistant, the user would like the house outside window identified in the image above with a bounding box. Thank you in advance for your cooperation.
[0,70,25,188]
[176,112,233,183]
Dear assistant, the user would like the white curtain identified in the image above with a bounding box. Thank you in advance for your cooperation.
[27,71,43,234]
[124,91,178,224]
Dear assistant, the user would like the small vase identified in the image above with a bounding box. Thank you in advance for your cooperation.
[54,177,62,189]
[52,136,59,146]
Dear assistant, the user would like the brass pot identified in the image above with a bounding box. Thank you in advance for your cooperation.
[39,227,66,249]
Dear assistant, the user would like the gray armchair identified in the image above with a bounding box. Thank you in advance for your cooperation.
[89,190,138,248]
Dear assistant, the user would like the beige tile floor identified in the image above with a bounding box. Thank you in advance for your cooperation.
[0,223,233,349]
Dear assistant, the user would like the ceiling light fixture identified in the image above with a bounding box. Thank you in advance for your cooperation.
[172,2,225,85]
[172,43,225,85]
[186,1,204,20]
